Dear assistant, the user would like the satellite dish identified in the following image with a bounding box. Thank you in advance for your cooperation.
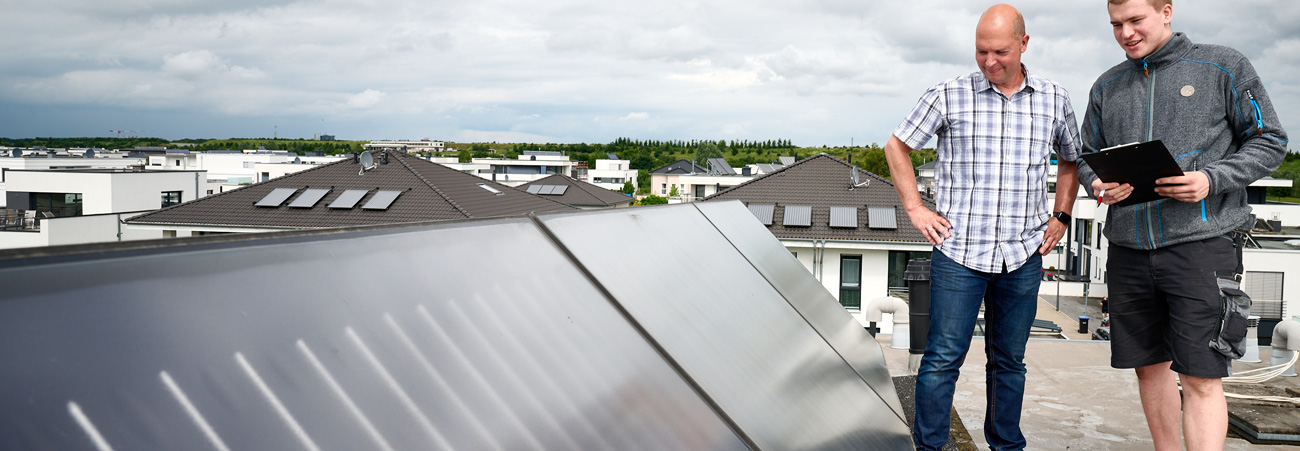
[850,168,869,189]
[84,149,95,158]
[358,151,376,175]
[293,156,301,164]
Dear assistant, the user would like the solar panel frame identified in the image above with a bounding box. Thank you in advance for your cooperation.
[287,188,330,208]
[782,205,812,227]
[868,207,898,229]
[254,188,299,207]
[551,185,569,195]
[526,185,543,194]
[328,189,369,209]
[361,190,403,210]
[829,206,859,228]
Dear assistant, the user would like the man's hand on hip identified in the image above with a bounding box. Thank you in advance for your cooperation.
[905,206,952,246]
[1039,217,1068,255]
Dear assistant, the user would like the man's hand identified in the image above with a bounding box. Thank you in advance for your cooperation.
[1091,178,1133,205]
[1154,171,1210,203]
[905,205,952,246]
[1039,216,1067,255]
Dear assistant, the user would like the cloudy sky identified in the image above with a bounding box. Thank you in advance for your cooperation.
[1,0,1297,147]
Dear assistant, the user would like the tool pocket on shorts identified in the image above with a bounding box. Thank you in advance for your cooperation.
[1209,277,1252,359]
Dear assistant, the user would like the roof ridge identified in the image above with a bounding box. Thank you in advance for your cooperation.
[391,152,472,218]
[559,175,617,205]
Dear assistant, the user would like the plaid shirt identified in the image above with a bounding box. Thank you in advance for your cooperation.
[893,67,1080,274]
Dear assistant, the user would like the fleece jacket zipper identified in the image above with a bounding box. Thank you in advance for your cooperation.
[1142,59,1158,248]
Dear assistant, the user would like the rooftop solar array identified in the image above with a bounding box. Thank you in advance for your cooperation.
[708,158,735,176]
[287,188,330,208]
[254,188,299,207]
[783,205,812,227]
[328,189,369,209]
[0,201,911,450]
[829,206,859,228]
[747,203,775,225]
[361,190,402,210]
[868,207,899,230]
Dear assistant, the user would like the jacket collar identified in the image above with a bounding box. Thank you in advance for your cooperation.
[1130,32,1192,72]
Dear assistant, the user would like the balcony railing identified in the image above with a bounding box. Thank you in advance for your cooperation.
[1,209,42,232]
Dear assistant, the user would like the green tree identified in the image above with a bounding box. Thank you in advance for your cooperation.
[693,142,725,168]
[458,148,472,163]
[669,185,679,197]
[621,181,635,194]
[637,170,651,194]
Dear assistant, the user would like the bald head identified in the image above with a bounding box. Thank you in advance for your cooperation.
[978,4,1026,39]
[974,4,1029,94]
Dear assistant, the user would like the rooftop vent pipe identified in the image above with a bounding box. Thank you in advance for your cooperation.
[1272,319,1299,377]
[864,297,908,351]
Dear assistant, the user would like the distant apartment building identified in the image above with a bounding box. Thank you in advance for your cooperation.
[1,151,147,207]
[472,151,575,187]
[586,158,638,192]
[363,140,447,154]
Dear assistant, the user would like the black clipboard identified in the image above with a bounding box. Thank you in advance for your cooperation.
[1077,140,1184,207]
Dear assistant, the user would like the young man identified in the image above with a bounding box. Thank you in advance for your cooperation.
[883,4,1080,449]
[1077,1,1288,449]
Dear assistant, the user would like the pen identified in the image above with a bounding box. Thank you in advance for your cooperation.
[1097,189,1106,205]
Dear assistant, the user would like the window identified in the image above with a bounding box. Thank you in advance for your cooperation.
[887,250,932,291]
[840,255,862,309]
[1076,219,1092,246]
[173,160,181,167]
[1244,272,1284,300]
[30,192,83,217]
[260,172,270,182]
[661,183,667,195]
[161,191,182,208]
[694,185,706,199]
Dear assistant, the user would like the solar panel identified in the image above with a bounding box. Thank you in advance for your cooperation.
[287,188,330,208]
[708,158,735,175]
[830,206,859,228]
[747,203,775,225]
[782,205,812,227]
[526,185,543,194]
[779,156,795,165]
[361,190,402,210]
[254,188,299,207]
[328,189,369,209]
[868,207,898,229]
[549,185,569,195]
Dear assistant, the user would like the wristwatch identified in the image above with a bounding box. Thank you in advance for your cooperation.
[1052,211,1072,225]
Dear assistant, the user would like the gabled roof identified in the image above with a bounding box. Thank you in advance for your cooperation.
[916,160,937,170]
[519,175,633,208]
[701,153,933,243]
[127,151,576,229]
[650,159,708,175]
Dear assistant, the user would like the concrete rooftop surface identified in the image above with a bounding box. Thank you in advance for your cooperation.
[878,295,1300,450]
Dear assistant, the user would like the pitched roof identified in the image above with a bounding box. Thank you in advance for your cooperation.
[519,175,633,207]
[701,153,934,243]
[650,159,708,175]
[127,151,576,229]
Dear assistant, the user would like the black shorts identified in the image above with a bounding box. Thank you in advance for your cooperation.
[1106,236,1237,378]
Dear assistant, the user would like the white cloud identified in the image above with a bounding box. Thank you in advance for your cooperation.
[346,89,385,109]
[621,112,649,121]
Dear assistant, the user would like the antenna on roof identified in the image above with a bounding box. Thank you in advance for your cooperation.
[358,151,376,175]
[850,167,870,190]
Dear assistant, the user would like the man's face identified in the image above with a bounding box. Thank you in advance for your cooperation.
[975,28,1027,88]
[1108,0,1173,59]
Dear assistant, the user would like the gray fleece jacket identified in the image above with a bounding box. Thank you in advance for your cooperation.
[1078,32,1289,250]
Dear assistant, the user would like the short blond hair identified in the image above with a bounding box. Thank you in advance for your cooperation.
[1108,0,1171,8]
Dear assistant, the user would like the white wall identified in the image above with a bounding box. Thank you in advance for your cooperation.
[0,211,162,250]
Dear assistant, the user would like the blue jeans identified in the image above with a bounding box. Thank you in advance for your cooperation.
[913,250,1041,451]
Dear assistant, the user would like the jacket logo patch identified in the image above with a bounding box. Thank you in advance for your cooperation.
[1181,85,1195,97]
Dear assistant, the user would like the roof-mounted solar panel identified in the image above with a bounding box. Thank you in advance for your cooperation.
[328,189,369,209]
[868,207,898,229]
[288,188,330,208]
[748,203,775,225]
[361,190,402,210]
[254,188,299,207]
[783,205,812,227]
[546,185,568,195]
[830,206,858,228]
[526,185,543,194]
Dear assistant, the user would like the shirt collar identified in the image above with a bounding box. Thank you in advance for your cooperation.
[975,64,1040,95]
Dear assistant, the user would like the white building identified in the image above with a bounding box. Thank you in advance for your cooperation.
[147,150,345,195]
[364,140,447,154]
[1,152,147,207]
[0,168,203,249]
[471,151,575,187]
[649,159,756,203]
[586,158,638,192]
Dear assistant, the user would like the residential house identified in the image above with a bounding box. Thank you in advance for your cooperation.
[519,175,633,209]
[649,159,754,203]
[702,153,933,329]
[586,157,638,192]
[472,151,575,187]
[125,150,576,236]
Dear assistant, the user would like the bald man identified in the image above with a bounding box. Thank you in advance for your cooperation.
[884,4,1080,450]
